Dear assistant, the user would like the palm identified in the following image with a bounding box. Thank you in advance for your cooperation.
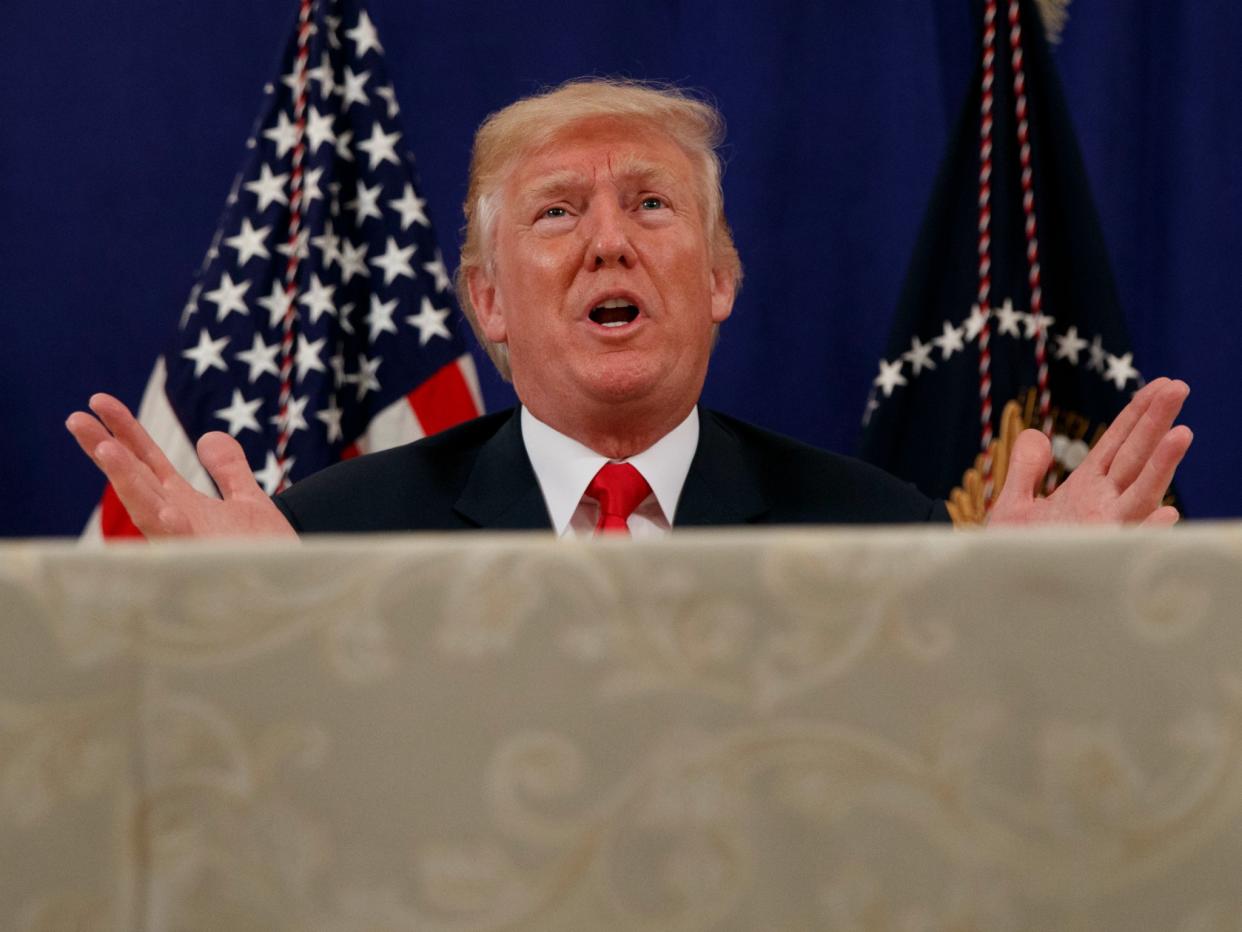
[67,394,296,539]
[989,378,1192,527]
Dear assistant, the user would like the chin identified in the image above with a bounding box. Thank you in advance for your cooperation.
[578,356,669,403]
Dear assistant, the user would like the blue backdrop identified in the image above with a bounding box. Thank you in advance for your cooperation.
[2,0,1238,536]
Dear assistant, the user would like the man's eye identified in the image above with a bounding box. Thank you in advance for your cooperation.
[542,206,568,219]
[640,197,665,210]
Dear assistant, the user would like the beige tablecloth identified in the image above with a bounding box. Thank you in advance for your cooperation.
[4,525,1242,931]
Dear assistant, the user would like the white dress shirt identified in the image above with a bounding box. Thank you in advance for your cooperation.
[520,407,699,538]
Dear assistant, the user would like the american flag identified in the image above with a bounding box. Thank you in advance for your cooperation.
[86,0,483,539]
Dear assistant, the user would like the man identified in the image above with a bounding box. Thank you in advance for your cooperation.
[66,79,1192,536]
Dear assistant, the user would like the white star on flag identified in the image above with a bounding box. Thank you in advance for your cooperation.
[316,395,345,443]
[354,354,382,400]
[873,358,907,397]
[306,53,336,97]
[235,332,281,382]
[253,451,293,495]
[257,280,293,328]
[423,251,452,293]
[224,218,271,265]
[349,179,384,224]
[270,395,310,435]
[275,229,310,261]
[338,238,370,283]
[333,128,355,162]
[376,85,399,118]
[263,110,300,158]
[366,294,399,340]
[1088,335,1107,372]
[371,237,416,285]
[311,220,341,269]
[407,297,451,346]
[303,166,325,205]
[963,303,991,341]
[357,123,401,171]
[1023,310,1055,339]
[346,11,383,57]
[1054,325,1089,364]
[341,66,370,107]
[295,334,329,381]
[214,389,263,436]
[1104,351,1139,390]
[298,273,337,324]
[995,298,1024,337]
[244,164,289,211]
[902,336,937,375]
[933,320,965,359]
[203,272,250,322]
[305,106,337,153]
[181,329,230,377]
[389,183,428,229]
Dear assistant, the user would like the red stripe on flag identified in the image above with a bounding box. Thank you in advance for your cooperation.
[407,359,481,435]
[341,442,361,460]
[100,482,145,539]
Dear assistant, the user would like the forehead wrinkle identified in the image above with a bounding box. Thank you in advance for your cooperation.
[607,153,683,193]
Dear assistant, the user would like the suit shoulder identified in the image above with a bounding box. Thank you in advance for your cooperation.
[700,409,948,524]
[274,409,516,532]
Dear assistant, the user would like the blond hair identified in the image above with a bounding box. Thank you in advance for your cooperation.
[454,77,742,379]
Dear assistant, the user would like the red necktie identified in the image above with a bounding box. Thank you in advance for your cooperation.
[586,462,652,536]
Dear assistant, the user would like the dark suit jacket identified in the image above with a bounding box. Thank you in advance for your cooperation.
[273,407,949,532]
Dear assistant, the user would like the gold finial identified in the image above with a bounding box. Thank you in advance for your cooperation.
[1036,0,1071,44]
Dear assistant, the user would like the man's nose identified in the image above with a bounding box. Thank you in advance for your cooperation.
[585,201,635,270]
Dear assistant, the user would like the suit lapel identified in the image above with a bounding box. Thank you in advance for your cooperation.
[674,409,769,527]
[453,410,553,530]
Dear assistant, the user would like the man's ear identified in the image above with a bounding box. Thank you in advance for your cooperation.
[467,266,508,343]
[709,263,736,325]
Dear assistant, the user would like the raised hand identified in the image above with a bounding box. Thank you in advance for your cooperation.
[66,393,297,539]
[988,377,1192,526]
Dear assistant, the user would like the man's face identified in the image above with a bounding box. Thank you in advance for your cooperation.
[468,117,735,439]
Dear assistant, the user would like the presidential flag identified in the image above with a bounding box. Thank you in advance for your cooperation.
[858,0,1150,523]
[86,0,482,538]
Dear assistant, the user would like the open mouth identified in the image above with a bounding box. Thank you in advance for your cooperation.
[588,297,641,328]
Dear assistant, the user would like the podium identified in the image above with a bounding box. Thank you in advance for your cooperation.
[5,525,1242,929]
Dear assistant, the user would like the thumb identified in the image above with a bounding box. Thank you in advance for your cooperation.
[995,429,1052,506]
[197,432,263,499]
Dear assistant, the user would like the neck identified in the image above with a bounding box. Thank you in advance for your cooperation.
[524,400,695,459]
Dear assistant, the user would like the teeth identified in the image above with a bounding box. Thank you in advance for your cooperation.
[598,298,633,309]
[601,320,627,328]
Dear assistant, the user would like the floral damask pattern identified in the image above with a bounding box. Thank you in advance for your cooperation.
[3,525,1242,929]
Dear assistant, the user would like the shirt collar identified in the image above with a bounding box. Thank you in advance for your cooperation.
[520,406,700,536]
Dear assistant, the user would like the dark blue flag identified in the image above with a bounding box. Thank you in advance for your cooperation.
[859,0,1151,522]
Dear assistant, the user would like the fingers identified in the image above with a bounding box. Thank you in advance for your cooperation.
[1084,378,1167,475]
[67,396,189,536]
[1119,424,1193,519]
[66,409,162,504]
[1106,380,1190,490]
[197,432,264,500]
[1142,505,1181,527]
[65,409,117,459]
[87,393,184,486]
[77,423,175,532]
[994,429,1053,506]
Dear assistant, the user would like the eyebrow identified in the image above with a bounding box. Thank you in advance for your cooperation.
[520,158,684,206]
